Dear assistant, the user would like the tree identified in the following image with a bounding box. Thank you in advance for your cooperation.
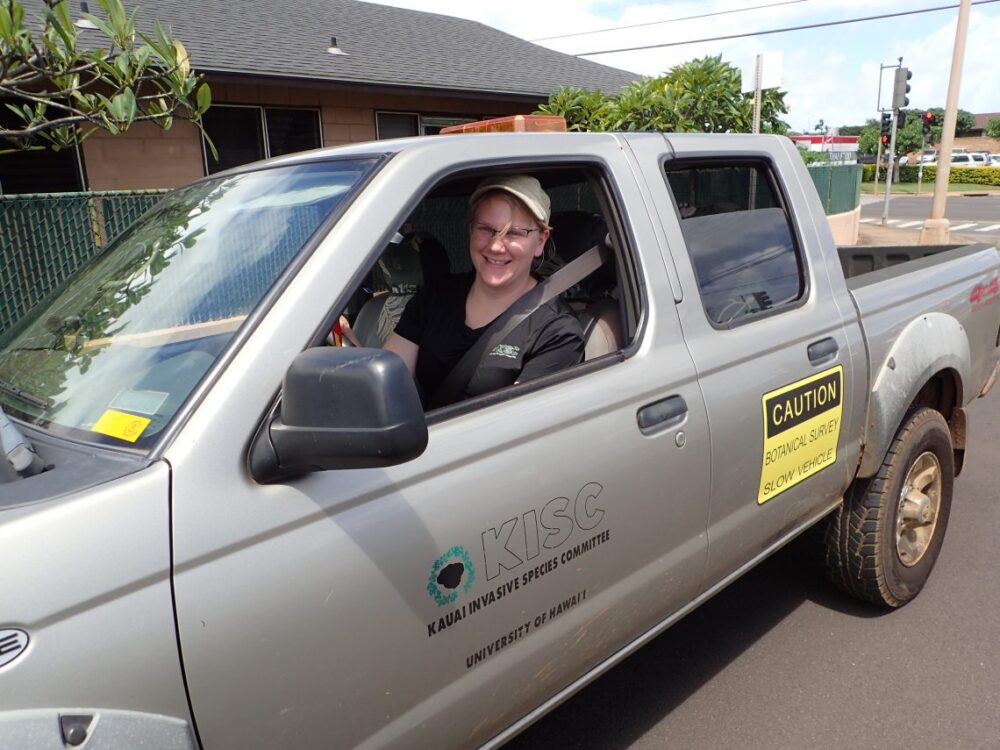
[814,118,825,133]
[857,118,879,155]
[0,0,210,152]
[986,118,1000,139]
[537,55,789,135]
[837,124,864,136]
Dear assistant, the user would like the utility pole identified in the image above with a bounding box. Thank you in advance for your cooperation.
[879,58,909,226]
[874,137,883,196]
[921,0,972,244]
[752,53,763,134]
[881,109,900,225]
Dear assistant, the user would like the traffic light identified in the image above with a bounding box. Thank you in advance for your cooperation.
[922,111,935,138]
[892,67,912,109]
[880,112,892,137]
[880,133,890,147]
[897,111,906,129]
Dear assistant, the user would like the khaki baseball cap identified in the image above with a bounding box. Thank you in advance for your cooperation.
[470,174,551,225]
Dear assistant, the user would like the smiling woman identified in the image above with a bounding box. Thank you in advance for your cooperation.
[383,174,586,408]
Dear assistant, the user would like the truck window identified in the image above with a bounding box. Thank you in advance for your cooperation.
[0,159,378,448]
[664,162,805,327]
[333,166,637,412]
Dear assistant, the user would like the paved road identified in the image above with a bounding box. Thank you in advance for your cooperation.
[508,389,1000,749]
[861,195,1000,237]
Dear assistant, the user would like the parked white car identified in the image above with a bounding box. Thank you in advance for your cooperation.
[930,153,975,167]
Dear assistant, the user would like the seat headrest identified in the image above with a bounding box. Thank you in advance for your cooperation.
[375,232,450,294]
[548,211,608,264]
[539,211,613,298]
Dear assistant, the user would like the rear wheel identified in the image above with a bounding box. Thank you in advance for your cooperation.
[823,407,954,607]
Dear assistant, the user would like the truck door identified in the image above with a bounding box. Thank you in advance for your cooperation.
[168,137,711,749]
[625,133,863,587]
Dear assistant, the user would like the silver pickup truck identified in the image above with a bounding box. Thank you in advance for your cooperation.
[1,133,998,750]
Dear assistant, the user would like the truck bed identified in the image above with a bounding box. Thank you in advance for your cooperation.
[837,244,971,279]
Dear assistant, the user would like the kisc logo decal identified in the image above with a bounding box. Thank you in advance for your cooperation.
[427,546,477,607]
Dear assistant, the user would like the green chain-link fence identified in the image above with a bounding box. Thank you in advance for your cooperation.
[808,164,863,216]
[0,190,167,333]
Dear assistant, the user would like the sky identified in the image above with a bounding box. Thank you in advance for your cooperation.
[367,0,1000,132]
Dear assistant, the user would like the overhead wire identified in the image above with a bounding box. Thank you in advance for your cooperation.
[529,0,810,42]
[571,0,1000,56]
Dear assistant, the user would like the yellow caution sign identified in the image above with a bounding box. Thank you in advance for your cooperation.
[92,409,151,443]
[758,366,843,504]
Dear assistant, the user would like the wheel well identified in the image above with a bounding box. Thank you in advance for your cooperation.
[909,368,965,474]
[909,369,961,421]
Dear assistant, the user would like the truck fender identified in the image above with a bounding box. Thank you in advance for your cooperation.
[858,313,970,478]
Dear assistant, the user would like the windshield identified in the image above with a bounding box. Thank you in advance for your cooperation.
[0,158,377,449]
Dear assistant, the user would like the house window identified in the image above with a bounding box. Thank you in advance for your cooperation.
[375,112,418,139]
[202,105,322,174]
[0,101,85,194]
[376,112,479,139]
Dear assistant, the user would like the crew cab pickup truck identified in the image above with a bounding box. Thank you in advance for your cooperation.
[1,132,998,750]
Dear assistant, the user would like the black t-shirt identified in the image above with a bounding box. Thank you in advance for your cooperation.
[394,273,585,407]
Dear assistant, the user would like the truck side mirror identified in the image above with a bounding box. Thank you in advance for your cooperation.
[250,347,427,482]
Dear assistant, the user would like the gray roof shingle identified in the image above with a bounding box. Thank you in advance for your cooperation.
[26,0,639,97]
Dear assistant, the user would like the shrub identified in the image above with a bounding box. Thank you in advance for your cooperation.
[865,164,1000,186]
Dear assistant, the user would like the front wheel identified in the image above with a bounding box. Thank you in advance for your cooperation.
[823,407,954,607]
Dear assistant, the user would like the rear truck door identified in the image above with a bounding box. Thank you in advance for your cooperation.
[624,133,866,587]
[167,135,711,750]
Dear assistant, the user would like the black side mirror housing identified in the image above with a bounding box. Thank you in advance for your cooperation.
[251,347,427,482]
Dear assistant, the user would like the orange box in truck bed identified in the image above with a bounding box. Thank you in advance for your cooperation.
[440,115,567,134]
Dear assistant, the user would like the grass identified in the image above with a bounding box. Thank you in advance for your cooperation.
[862,182,995,194]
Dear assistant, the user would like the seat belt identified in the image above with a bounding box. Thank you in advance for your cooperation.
[429,241,611,409]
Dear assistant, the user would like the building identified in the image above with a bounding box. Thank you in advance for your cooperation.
[2,0,638,193]
[952,112,1000,154]
[789,134,859,164]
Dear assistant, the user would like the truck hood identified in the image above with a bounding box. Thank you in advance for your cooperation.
[0,430,150,511]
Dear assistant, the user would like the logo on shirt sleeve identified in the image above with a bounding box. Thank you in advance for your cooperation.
[489,343,521,359]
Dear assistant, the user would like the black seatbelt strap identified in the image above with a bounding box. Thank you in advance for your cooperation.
[429,241,610,410]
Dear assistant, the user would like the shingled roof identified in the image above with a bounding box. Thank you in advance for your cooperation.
[34,0,639,97]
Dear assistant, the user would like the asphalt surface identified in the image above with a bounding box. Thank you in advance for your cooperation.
[861,194,1000,238]
[508,388,1000,749]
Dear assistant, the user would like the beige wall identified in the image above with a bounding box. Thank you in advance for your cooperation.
[827,207,860,246]
[953,135,1000,153]
[83,80,536,190]
[82,119,205,190]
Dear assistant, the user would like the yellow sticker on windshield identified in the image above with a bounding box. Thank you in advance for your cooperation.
[758,366,843,504]
[92,409,151,443]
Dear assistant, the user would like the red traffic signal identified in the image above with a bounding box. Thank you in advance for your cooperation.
[880,133,890,146]
[922,111,936,138]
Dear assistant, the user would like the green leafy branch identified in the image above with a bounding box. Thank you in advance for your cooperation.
[0,0,212,153]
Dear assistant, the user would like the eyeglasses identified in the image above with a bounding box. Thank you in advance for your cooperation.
[470,222,541,244]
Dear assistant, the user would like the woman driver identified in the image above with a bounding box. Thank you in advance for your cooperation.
[384,175,584,408]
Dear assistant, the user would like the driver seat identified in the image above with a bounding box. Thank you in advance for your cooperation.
[350,233,450,347]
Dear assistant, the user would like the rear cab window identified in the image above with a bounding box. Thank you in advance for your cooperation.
[663,161,806,328]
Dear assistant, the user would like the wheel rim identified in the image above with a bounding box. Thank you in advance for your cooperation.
[895,451,942,567]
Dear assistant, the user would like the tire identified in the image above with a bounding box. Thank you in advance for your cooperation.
[823,407,954,607]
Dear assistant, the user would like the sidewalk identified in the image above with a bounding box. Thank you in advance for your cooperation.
[856,221,986,247]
